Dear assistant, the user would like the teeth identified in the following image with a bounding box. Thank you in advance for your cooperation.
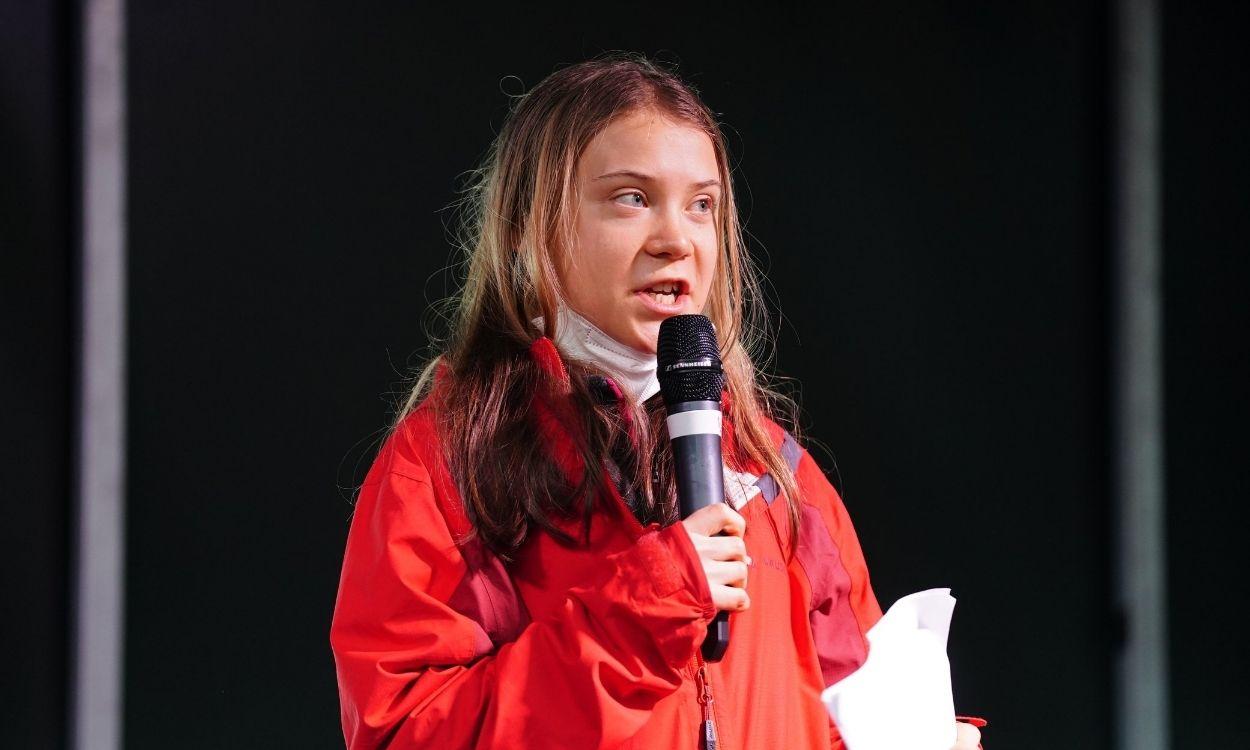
[649,291,677,305]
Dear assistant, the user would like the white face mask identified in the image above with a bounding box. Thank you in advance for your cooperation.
[533,305,760,505]
[532,304,661,404]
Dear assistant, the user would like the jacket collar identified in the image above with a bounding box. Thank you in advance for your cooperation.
[526,336,746,471]
[528,336,572,390]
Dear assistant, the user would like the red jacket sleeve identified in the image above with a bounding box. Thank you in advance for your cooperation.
[790,441,883,750]
[793,443,882,641]
[329,446,715,749]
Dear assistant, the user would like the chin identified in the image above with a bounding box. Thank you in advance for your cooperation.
[631,323,661,355]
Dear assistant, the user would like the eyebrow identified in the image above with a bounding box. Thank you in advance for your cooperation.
[592,170,721,190]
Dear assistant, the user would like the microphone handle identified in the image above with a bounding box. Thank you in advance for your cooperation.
[671,405,730,663]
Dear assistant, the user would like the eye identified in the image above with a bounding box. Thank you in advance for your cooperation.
[692,197,715,214]
[614,192,646,208]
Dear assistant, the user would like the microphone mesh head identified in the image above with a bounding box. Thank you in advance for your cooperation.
[657,315,724,405]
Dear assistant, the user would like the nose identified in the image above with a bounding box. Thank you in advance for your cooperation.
[643,203,694,260]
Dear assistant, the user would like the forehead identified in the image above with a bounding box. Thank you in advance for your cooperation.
[578,109,718,178]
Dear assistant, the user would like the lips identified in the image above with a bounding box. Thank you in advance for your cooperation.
[633,279,690,314]
[635,279,688,306]
[644,288,679,305]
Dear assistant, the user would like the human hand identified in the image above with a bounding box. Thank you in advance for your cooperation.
[950,720,982,749]
[680,503,751,612]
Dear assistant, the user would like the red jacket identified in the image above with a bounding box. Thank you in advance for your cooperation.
[330,337,884,748]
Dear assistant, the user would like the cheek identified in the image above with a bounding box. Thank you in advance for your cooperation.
[694,229,720,297]
[573,222,636,282]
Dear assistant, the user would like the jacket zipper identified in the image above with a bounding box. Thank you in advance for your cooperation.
[694,652,722,750]
[595,381,724,747]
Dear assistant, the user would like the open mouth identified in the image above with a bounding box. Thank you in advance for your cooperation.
[636,280,687,306]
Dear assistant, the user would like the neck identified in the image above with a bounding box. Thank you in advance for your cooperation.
[534,305,661,404]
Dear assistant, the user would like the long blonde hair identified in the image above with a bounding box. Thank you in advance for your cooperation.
[399,54,804,559]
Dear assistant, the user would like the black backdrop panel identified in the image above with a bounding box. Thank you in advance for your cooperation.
[1163,5,1250,748]
[126,5,1108,747]
[1,3,73,748]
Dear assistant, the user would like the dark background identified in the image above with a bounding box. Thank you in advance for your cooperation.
[4,2,1246,748]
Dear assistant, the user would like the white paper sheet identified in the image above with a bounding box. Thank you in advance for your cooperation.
[821,588,958,750]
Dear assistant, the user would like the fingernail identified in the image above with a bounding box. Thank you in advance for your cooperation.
[745,555,754,566]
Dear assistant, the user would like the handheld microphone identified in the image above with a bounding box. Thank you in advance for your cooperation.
[657,314,730,662]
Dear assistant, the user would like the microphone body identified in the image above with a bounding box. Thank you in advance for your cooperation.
[657,315,730,662]
[668,400,726,518]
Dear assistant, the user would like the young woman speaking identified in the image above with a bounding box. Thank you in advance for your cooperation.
[330,55,982,750]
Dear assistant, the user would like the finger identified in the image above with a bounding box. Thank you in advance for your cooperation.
[710,585,750,612]
[695,534,749,564]
[710,503,746,537]
[953,721,981,748]
[687,533,749,567]
[705,559,749,589]
[684,503,746,538]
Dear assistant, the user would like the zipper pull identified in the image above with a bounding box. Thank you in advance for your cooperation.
[695,662,718,750]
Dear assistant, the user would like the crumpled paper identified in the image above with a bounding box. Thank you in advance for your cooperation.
[822,588,958,750]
